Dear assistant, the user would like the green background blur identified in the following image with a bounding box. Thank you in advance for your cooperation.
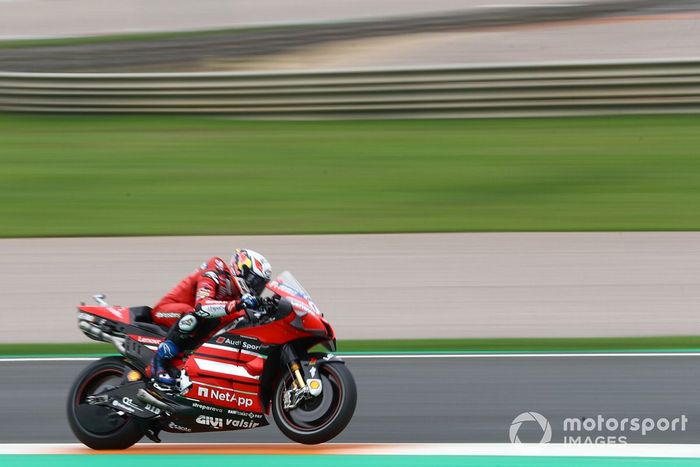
[1,114,699,237]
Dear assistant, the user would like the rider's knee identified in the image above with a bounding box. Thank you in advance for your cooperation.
[177,314,198,332]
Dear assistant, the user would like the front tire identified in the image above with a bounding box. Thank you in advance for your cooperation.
[67,356,144,450]
[272,361,357,444]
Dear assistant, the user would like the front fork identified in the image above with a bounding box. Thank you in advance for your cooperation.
[281,345,322,410]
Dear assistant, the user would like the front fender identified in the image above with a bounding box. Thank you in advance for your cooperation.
[302,352,344,370]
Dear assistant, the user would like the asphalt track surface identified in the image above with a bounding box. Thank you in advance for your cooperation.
[1,354,699,444]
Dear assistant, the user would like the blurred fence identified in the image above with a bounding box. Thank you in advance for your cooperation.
[1,59,699,118]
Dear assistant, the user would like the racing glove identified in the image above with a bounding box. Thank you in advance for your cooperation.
[226,294,260,313]
[239,294,260,310]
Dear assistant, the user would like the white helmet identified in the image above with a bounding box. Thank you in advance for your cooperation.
[231,249,272,295]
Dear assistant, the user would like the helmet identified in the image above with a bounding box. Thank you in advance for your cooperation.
[231,249,272,295]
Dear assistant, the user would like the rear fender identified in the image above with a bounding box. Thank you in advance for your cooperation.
[78,305,131,324]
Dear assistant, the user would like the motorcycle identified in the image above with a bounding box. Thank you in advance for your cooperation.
[67,271,357,449]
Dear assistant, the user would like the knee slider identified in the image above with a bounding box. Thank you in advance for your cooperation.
[178,314,198,332]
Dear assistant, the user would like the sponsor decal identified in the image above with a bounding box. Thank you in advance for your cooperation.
[192,402,223,413]
[106,307,124,319]
[112,400,130,412]
[111,397,142,414]
[226,418,260,429]
[135,336,162,345]
[155,312,181,319]
[196,415,223,429]
[277,282,308,299]
[203,271,220,284]
[196,287,211,300]
[195,304,226,318]
[195,413,260,430]
[144,403,162,415]
[112,400,131,413]
[193,415,258,430]
[215,259,225,271]
[122,397,142,411]
[227,409,264,420]
[168,421,191,432]
[289,298,317,315]
[242,341,262,353]
[212,337,263,353]
[197,385,254,408]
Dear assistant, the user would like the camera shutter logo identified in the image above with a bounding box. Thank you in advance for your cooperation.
[509,412,552,443]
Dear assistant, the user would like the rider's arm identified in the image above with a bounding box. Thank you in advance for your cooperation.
[192,273,244,319]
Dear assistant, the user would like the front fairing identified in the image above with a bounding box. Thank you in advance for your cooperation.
[266,272,334,339]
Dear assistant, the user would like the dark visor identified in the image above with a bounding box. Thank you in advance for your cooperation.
[244,270,268,295]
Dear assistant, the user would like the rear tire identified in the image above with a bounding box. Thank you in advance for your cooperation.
[67,356,144,450]
[272,361,357,444]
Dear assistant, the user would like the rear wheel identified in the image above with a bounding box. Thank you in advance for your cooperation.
[272,361,357,444]
[67,356,144,450]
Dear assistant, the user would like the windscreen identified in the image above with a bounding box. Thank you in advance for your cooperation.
[272,271,312,300]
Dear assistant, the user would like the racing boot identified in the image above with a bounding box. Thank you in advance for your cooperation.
[151,339,180,390]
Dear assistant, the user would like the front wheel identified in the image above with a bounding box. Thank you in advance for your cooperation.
[67,356,144,450]
[272,361,357,444]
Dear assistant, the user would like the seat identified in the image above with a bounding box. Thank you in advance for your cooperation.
[130,306,153,323]
[129,306,168,337]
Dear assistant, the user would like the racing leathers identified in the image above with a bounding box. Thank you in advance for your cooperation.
[150,256,259,386]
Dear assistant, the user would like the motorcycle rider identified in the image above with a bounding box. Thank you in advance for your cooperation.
[150,249,272,388]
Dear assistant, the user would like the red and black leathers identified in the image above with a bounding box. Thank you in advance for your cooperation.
[151,257,252,370]
[152,256,248,327]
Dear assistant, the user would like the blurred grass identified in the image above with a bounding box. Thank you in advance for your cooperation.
[1,114,700,237]
[3,337,700,356]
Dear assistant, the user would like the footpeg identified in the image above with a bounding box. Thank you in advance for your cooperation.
[144,428,162,443]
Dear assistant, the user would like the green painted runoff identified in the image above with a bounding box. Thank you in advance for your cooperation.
[3,336,700,356]
[3,455,700,467]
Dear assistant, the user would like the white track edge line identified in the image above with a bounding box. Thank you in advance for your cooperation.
[2,352,700,363]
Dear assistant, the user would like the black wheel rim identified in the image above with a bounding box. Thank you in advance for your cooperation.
[74,367,128,434]
[277,365,344,433]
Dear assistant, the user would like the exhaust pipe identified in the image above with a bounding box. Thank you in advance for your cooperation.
[137,388,196,416]
[78,320,126,354]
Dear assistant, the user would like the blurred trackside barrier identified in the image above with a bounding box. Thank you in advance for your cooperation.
[1,58,700,118]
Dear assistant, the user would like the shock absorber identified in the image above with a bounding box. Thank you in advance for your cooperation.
[282,344,306,389]
[290,362,307,389]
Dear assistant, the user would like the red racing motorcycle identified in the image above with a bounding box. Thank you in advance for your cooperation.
[67,272,357,449]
